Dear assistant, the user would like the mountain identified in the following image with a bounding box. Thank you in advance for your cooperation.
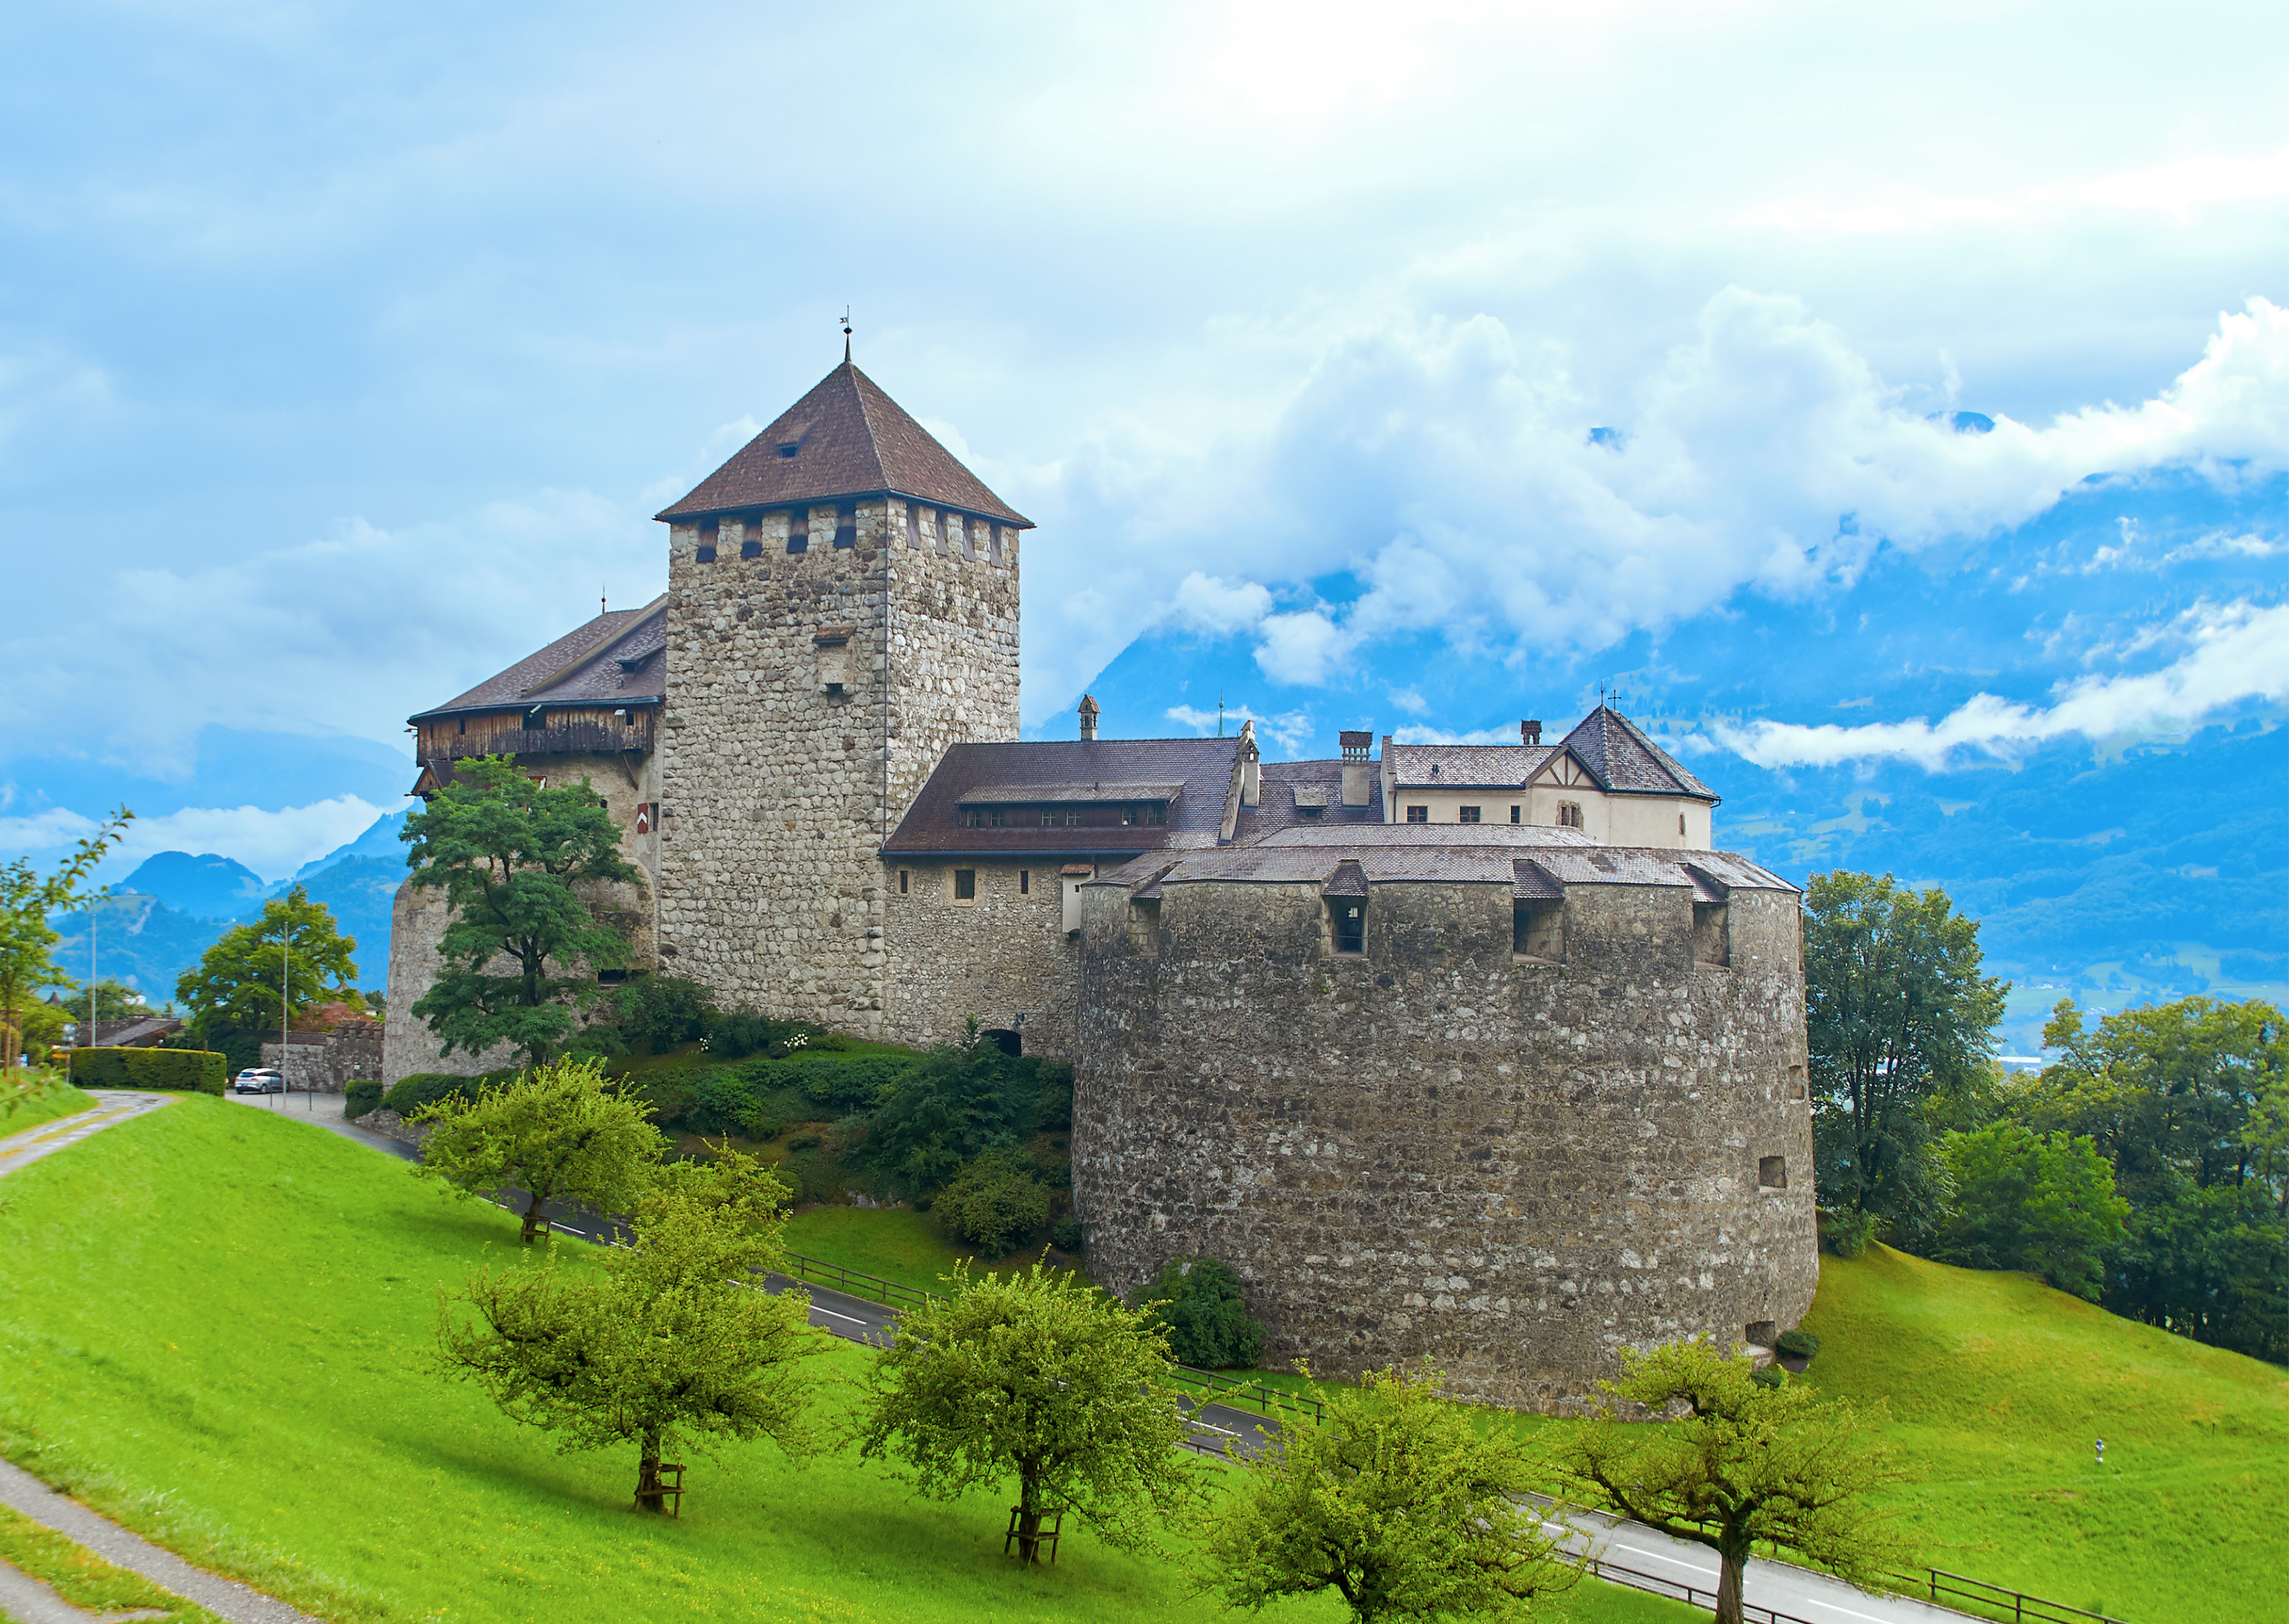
[279,809,409,887]
[44,894,233,1004]
[115,852,267,922]
[292,855,403,981]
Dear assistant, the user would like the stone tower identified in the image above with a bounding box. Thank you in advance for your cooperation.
[654,359,1030,1031]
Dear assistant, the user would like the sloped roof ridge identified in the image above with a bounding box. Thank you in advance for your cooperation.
[1606,708,1718,802]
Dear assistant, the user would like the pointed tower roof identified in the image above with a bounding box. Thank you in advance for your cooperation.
[1557,706,1718,802]
[655,361,1032,527]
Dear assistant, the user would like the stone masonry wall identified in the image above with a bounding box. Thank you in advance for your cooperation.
[382,749,660,1084]
[659,499,1021,1034]
[262,1021,382,1090]
[881,858,1084,1058]
[1071,875,1816,1412]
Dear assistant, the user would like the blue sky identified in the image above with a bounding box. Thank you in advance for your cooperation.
[3,2,2284,1040]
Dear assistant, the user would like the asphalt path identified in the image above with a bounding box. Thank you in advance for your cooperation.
[234,1096,1976,1624]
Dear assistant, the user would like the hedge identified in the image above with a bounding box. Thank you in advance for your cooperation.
[68,1047,226,1094]
[344,1079,385,1119]
[381,1070,513,1117]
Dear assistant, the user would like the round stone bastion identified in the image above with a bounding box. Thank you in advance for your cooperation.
[1070,831,1818,1412]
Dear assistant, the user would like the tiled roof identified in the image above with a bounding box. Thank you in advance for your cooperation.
[1231,760,1386,839]
[1386,743,1556,789]
[656,362,1032,527]
[882,738,1244,857]
[1384,708,1717,803]
[961,781,1186,805]
[1091,832,1790,893]
[410,597,669,721]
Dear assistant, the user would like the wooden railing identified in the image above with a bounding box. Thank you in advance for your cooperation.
[1576,1554,1818,1624]
[1891,1568,2127,1624]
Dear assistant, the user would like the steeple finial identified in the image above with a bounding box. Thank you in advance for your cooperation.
[841,306,852,364]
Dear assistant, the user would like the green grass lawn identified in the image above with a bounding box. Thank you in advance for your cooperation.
[1,1072,95,1137]
[780,1203,1086,1296]
[1791,1242,2287,1623]
[0,1096,1690,1624]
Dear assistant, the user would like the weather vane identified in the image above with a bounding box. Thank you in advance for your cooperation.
[841,306,853,363]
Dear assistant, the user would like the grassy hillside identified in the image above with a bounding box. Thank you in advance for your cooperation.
[1797,1243,2287,1623]
[1,1074,95,1136]
[0,1097,1686,1624]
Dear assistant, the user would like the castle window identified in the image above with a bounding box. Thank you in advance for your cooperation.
[963,809,982,827]
[1064,810,1081,826]
[899,869,909,895]
[787,511,809,553]
[1514,899,1563,961]
[1557,801,1584,829]
[1459,805,1481,824]
[741,537,762,558]
[1694,902,1730,968]
[1758,1156,1787,1190]
[1020,869,1031,895]
[1121,806,1137,826]
[458,718,466,735]
[834,503,856,549]
[695,544,717,563]
[1330,899,1366,955]
[1146,804,1165,826]
[1680,813,1688,836]
[1298,804,1323,819]
[522,706,545,730]
[1041,809,1055,827]
[990,808,1006,828]
[1406,805,1428,824]
[1510,805,1519,824]
[953,869,976,901]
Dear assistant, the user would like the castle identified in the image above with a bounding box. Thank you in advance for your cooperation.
[385,357,1818,1408]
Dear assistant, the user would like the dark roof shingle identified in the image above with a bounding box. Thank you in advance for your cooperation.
[656,363,1032,527]
[882,738,1242,858]
[410,597,669,721]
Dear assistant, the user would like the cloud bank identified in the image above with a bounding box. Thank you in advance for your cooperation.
[0,796,389,885]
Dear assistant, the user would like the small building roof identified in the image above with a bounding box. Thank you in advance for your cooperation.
[1231,759,1386,839]
[1384,707,1717,804]
[656,361,1032,528]
[409,597,669,723]
[883,738,1244,858]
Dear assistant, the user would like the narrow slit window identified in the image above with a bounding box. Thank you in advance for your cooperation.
[1020,870,1031,895]
[1509,805,1519,823]
[899,869,910,895]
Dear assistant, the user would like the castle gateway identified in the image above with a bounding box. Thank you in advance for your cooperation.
[387,357,1818,1408]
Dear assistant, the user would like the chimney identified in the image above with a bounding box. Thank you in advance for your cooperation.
[1078,693,1100,742]
[1521,719,1542,746]
[1239,721,1261,807]
[1339,730,1372,807]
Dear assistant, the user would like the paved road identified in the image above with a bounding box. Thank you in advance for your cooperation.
[235,1099,1977,1624]
[0,1090,175,1179]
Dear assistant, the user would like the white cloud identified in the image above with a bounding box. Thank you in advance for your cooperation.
[1,794,389,884]
[1391,723,1523,745]
[1388,685,1429,715]
[1713,598,2289,770]
[1165,702,1316,756]
[1167,571,1275,636]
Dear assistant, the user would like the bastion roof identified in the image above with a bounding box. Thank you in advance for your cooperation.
[1386,706,1718,802]
[882,736,1246,858]
[655,361,1032,528]
[1090,828,1791,894]
[408,596,669,721]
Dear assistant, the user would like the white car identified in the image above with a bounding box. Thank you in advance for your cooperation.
[233,1068,286,1095]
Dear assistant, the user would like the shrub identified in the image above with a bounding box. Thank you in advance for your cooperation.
[382,1070,511,1117]
[683,1070,761,1137]
[933,1149,1053,1256]
[344,1079,384,1119]
[602,974,717,1055]
[1823,1208,1879,1259]
[865,1035,1066,1193]
[1749,1364,1787,1389]
[780,1143,853,1205]
[1774,1329,1822,1361]
[67,1047,225,1094]
[1052,1218,1084,1252]
[775,1052,916,1112]
[1131,1257,1265,1370]
[710,1011,780,1060]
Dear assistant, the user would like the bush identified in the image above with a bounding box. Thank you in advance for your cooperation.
[382,1070,511,1116]
[67,1047,225,1094]
[710,1011,781,1060]
[780,1144,854,1205]
[933,1149,1053,1256]
[770,1052,916,1112]
[1131,1257,1265,1370]
[602,974,717,1055]
[344,1079,384,1119]
[1052,1218,1084,1252]
[1749,1363,1787,1389]
[1774,1329,1821,1361]
[682,1070,760,1137]
[864,1034,1068,1192]
[1823,1208,1879,1259]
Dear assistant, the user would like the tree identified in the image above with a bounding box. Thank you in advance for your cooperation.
[859,1259,1198,1561]
[1133,1257,1267,1370]
[865,1020,1073,1194]
[404,755,640,1070]
[1936,1122,2128,1299]
[1,809,131,1068]
[1198,1361,1572,1624]
[2032,996,2286,1361]
[174,888,359,1071]
[438,1145,819,1511]
[1558,1338,1907,1624]
[932,1147,1053,1255]
[411,1055,665,1244]
[1804,872,2008,1248]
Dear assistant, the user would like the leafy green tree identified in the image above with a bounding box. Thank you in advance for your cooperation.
[2033,996,2286,1361]
[866,1023,1073,1192]
[1,809,130,1070]
[1804,872,2009,1248]
[932,1147,1053,1255]
[860,1259,1198,1562]
[1558,1338,1907,1624]
[73,980,158,1022]
[1936,1122,2127,1299]
[1133,1257,1267,1370]
[438,1145,818,1511]
[404,755,640,1069]
[1198,1360,1571,1624]
[412,1055,665,1244]
[174,887,359,1064]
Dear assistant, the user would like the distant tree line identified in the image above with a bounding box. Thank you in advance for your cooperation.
[1806,871,2286,1365]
